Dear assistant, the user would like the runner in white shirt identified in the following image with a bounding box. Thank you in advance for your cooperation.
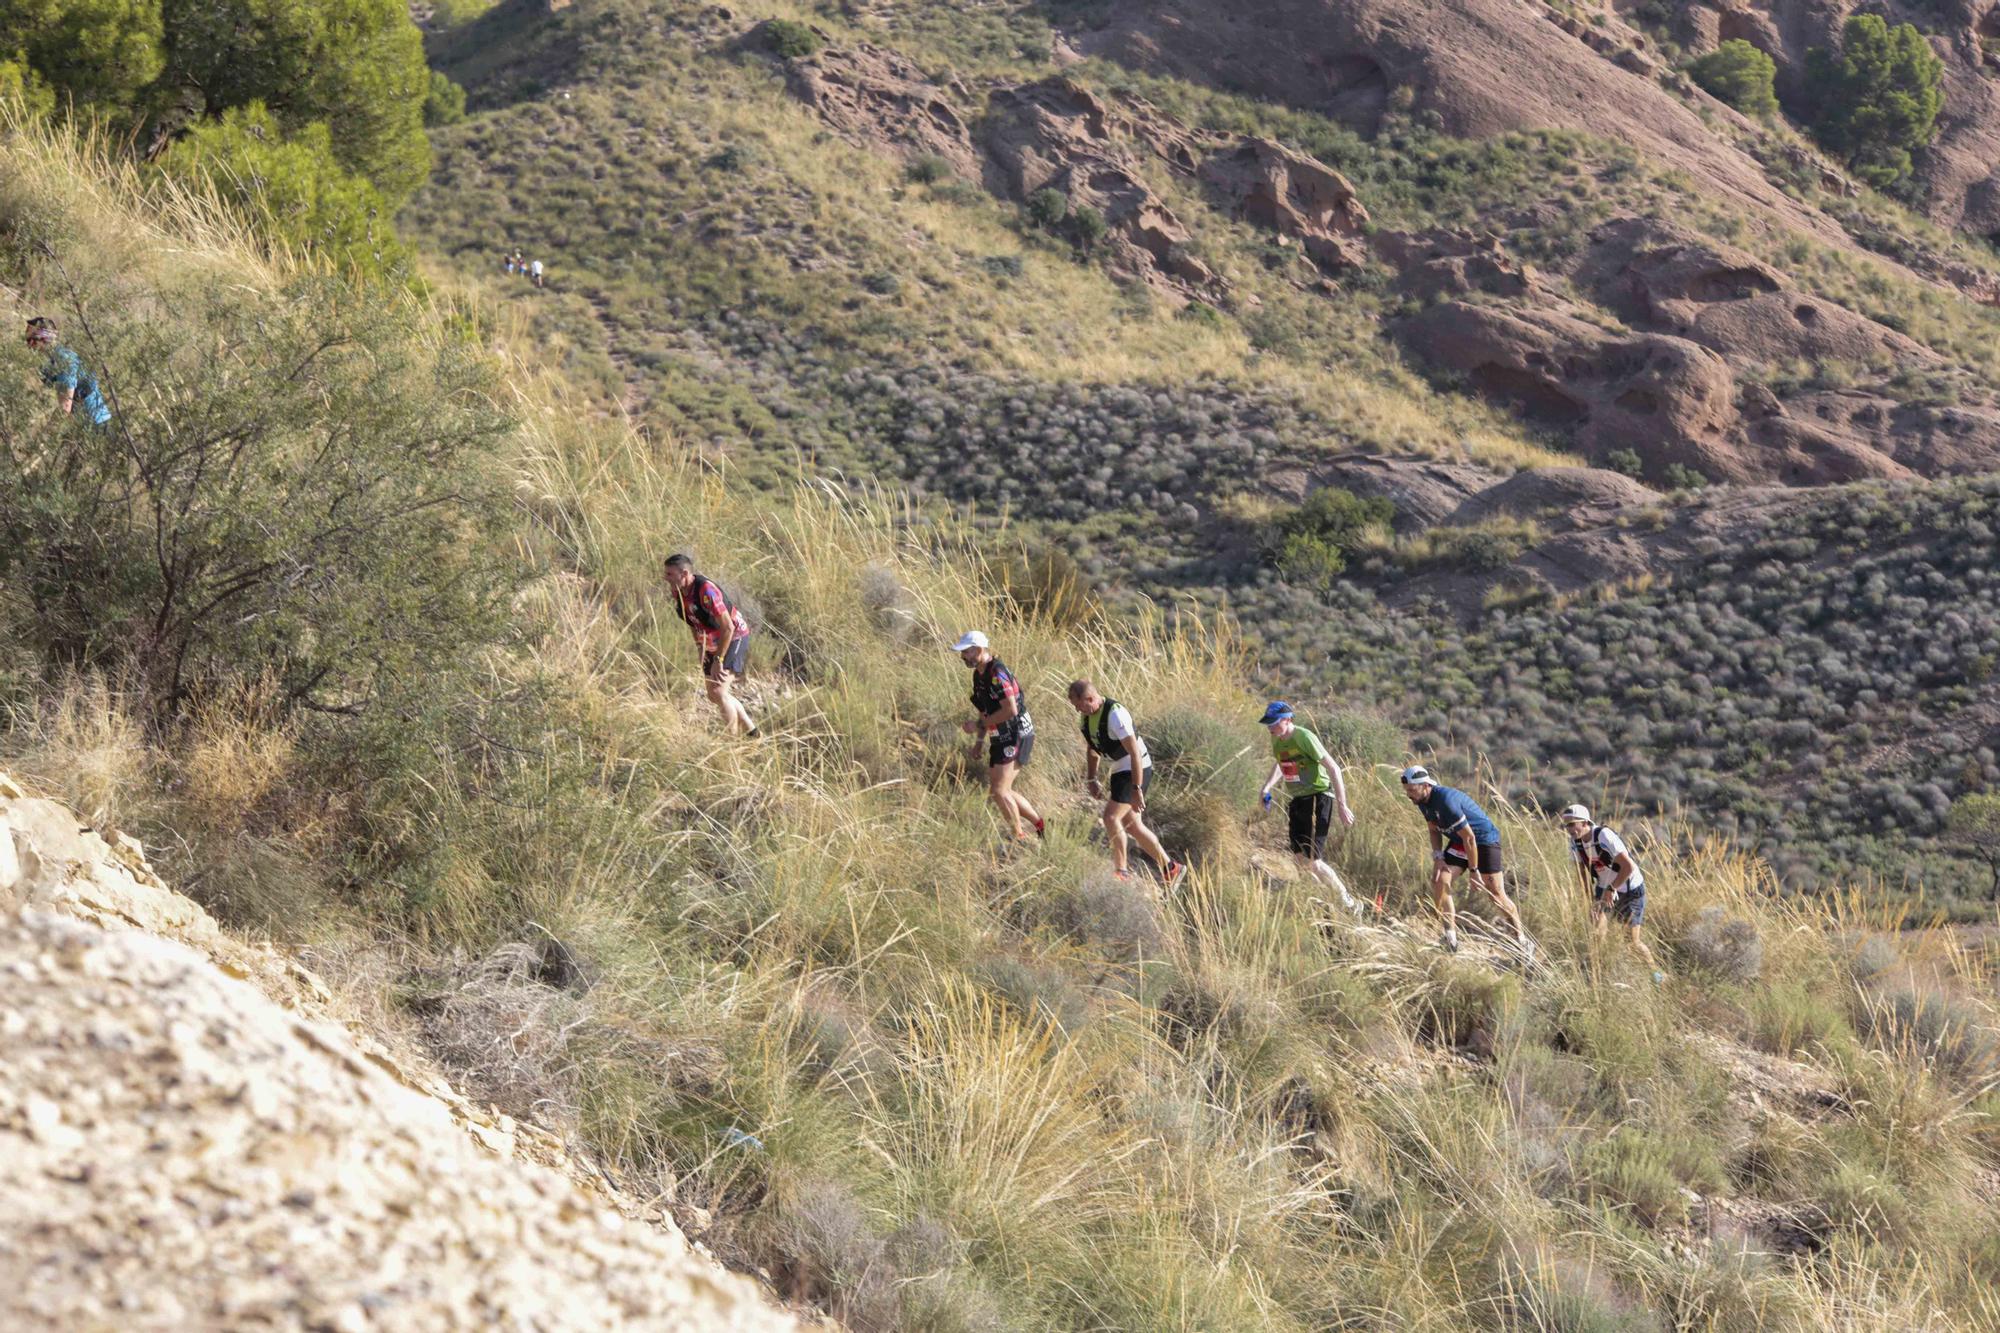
[1558,804,1663,981]
[1068,680,1186,890]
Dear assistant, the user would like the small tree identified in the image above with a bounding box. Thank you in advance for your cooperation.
[1026,187,1069,230]
[1688,39,1778,117]
[1069,203,1106,250]
[1805,15,1944,192]
[1947,793,2000,899]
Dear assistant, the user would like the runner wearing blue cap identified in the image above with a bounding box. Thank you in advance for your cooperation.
[1256,702,1363,914]
[1401,766,1529,956]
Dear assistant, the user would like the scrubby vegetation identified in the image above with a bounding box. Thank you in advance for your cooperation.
[8,113,2000,1331]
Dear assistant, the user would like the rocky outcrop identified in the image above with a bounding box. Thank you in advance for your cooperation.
[786,42,985,183]
[1399,301,1750,475]
[1197,137,1370,270]
[1383,212,2000,483]
[0,775,797,1333]
[780,47,1371,297]
[1578,218,1929,369]
[982,79,1221,294]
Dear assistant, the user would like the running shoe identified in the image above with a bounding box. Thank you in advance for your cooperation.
[1111,868,1133,883]
[1652,971,1667,986]
[1518,938,1537,965]
[1032,816,1047,840]
[1438,928,1459,953]
[1163,860,1187,891]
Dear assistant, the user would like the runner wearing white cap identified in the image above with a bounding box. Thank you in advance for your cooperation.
[1558,804,1662,980]
[953,631,1045,845]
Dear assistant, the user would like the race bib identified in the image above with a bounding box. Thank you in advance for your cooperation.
[1279,760,1301,782]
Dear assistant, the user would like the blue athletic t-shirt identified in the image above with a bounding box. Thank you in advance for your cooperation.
[41,346,112,425]
[1418,785,1501,846]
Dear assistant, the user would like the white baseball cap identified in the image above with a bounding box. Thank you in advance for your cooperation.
[1557,804,1592,824]
[1400,766,1434,787]
[949,630,989,652]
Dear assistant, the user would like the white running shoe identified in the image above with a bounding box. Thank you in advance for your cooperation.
[1439,928,1459,953]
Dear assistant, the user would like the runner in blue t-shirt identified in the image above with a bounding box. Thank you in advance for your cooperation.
[25,318,111,426]
[1401,766,1529,957]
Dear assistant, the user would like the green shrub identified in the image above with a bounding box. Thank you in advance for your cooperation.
[1175,299,1224,327]
[1805,15,1944,192]
[1577,1130,1703,1227]
[1276,531,1348,588]
[763,19,823,59]
[0,272,515,716]
[906,154,954,185]
[1069,203,1106,250]
[1272,488,1394,588]
[1603,448,1643,479]
[1025,186,1068,229]
[1688,39,1778,117]
[424,69,468,128]
[1662,463,1710,491]
[1946,792,2000,899]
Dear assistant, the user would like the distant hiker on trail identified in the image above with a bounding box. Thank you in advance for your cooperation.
[953,631,1046,846]
[510,249,525,276]
[1559,804,1663,982]
[505,254,518,275]
[530,258,545,288]
[1068,680,1186,890]
[664,554,759,737]
[1256,702,1364,916]
[24,318,111,427]
[1401,766,1530,958]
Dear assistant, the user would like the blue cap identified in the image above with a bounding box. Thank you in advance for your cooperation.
[1259,701,1293,725]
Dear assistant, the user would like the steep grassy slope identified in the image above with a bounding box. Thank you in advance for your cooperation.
[7,116,2000,1329]
[396,0,2000,909]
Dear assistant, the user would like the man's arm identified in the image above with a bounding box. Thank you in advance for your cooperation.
[1322,743,1354,826]
[1260,762,1284,800]
[1121,733,1145,808]
[1606,852,1636,897]
[1084,749,1101,792]
[57,389,74,416]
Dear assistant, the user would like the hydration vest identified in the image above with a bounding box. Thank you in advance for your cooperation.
[1080,699,1127,759]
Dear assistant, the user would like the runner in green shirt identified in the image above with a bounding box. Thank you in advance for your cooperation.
[1256,702,1364,915]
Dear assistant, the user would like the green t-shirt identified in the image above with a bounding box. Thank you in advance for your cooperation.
[1271,725,1336,796]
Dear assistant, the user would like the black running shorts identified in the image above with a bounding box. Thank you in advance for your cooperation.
[989,729,1033,768]
[1442,842,1504,875]
[1287,793,1334,859]
[1107,764,1150,806]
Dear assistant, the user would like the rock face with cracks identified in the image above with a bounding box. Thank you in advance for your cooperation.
[0,774,798,1333]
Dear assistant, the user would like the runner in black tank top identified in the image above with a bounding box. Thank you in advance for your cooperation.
[952,630,1045,845]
